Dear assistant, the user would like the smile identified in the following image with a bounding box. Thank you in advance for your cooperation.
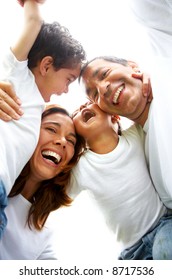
[113,84,124,104]
[42,150,62,165]
[82,109,96,122]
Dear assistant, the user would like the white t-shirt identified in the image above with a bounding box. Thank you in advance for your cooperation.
[128,0,172,57]
[0,195,57,259]
[69,125,166,251]
[129,0,172,208]
[0,50,45,194]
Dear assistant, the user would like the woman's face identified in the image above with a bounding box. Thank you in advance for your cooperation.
[29,112,77,182]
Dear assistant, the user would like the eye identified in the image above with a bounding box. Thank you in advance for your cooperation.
[67,138,76,146]
[67,77,75,86]
[101,69,109,79]
[45,127,56,133]
[72,109,79,118]
[91,90,98,102]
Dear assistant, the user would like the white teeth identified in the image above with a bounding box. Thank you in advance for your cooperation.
[42,150,61,163]
[113,85,124,104]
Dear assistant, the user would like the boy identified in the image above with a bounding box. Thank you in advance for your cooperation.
[69,101,172,259]
[0,0,85,237]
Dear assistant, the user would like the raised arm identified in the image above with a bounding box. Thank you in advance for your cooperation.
[12,0,45,61]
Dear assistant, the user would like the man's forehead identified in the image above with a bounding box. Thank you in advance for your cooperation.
[84,59,114,79]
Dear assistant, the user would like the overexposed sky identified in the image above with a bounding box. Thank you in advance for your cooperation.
[0,0,148,262]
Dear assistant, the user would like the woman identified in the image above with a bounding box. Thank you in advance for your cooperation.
[0,104,84,259]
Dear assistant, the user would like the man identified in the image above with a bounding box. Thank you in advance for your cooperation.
[77,0,172,209]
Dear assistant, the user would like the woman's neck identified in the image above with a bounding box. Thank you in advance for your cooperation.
[21,177,40,201]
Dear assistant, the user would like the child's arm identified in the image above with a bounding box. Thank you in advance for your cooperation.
[12,0,45,61]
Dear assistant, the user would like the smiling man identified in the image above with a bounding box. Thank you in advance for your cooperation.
[80,57,149,126]
[79,14,172,209]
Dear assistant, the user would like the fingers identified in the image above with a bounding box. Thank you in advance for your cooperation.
[132,72,153,101]
[0,82,23,121]
[0,82,21,105]
[0,108,13,122]
[0,95,23,121]
[141,72,151,98]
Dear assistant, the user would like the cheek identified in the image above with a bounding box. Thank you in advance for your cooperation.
[73,117,80,131]
[98,98,107,111]
[66,146,75,162]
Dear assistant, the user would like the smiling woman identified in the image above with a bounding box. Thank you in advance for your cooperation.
[0,104,84,260]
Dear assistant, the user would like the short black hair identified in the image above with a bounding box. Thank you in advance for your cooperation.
[28,21,86,70]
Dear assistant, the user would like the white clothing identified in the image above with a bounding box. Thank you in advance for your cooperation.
[129,0,172,208]
[0,50,45,194]
[69,125,166,251]
[128,0,172,57]
[0,195,57,259]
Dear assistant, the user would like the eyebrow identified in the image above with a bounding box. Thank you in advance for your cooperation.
[70,74,77,80]
[92,67,104,78]
[43,121,77,139]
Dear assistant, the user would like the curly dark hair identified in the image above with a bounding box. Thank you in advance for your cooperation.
[28,21,86,70]
[9,105,85,230]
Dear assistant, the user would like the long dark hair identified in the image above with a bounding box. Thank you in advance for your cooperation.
[9,105,85,230]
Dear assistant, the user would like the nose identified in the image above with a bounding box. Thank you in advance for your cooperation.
[79,101,91,111]
[79,104,87,111]
[54,137,66,148]
[98,80,110,97]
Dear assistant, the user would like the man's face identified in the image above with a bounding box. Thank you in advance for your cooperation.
[81,59,147,122]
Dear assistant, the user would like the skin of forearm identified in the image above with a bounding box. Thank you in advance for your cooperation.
[11,0,43,61]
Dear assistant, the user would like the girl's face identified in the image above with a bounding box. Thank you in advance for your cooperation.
[72,102,113,140]
[29,112,77,182]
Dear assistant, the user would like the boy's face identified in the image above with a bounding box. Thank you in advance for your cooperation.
[38,62,81,102]
[72,102,113,139]
[81,59,147,122]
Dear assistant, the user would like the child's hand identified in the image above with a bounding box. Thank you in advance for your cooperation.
[17,0,46,7]
[132,71,153,102]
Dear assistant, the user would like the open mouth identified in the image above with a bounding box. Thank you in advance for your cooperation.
[42,150,61,165]
[113,84,124,104]
[82,109,96,122]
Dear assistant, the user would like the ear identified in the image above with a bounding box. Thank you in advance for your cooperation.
[128,60,141,73]
[39,56,54,76]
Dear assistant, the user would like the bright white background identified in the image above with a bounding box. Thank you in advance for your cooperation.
[0,0,150,262]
